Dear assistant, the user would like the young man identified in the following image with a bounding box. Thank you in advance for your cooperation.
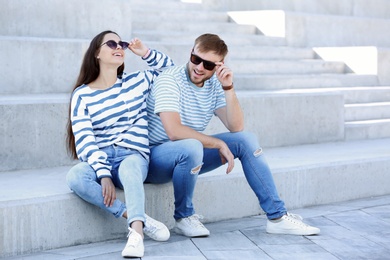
[146,33,320,237]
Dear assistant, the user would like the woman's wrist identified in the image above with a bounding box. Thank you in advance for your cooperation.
[142,48,151,59]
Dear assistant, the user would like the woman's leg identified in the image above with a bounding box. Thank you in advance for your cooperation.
[66,162,126,218]
[117,152,148,227]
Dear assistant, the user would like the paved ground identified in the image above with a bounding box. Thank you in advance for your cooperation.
[4,194,390,260]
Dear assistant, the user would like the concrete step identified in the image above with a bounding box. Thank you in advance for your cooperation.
[230,59,346,74]
[345,119,390,140]
[227,10,390,47]
[205,0,390,19]
[132,30,287,46]
[132,20,258,35]
[131,8,228,23]
[0,0,134,40]
[0,37,314,94]
[287,86,390,104]
[284,12,390,47]
[345,102,390,121]
[0,91,344,172]
[2,138,390,257]
[0,36,87,95]
[325,86,390,104]
[234,74,378,90]
[228,46,315,60]
[130,0,205,11]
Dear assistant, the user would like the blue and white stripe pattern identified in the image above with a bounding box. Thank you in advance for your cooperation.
[147,64,226,146]
[71,50,174,179]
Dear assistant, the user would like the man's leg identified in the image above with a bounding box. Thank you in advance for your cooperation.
[202,131,286,219]
[203,131,320,235]
[147,139,210,237]
[147,139,203,219]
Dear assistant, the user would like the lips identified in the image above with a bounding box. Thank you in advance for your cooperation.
[194,69,203,76]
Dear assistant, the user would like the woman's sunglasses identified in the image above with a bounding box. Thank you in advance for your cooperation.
[100,40,129,50]
[190,52,217,71]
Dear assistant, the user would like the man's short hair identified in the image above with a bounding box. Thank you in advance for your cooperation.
[194,33,228,57]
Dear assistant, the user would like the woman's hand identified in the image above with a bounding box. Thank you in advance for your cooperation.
[128,38,149,57]
[101,177,116,207]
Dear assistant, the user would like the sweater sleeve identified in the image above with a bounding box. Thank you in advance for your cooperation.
[141,49,175,89]
[70,93,112,179]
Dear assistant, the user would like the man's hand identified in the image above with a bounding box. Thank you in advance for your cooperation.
[128,38,149,57]
[101,177,116,207]
[218,141,235,174]
[215,62,233,88]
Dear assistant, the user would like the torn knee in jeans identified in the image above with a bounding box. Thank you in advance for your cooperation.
[253,148,263,157]
[191,164,202,175]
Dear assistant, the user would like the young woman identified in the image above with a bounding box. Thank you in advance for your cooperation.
[66,30,174,258]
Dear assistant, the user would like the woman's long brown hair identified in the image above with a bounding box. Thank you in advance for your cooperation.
[66,30,125,159]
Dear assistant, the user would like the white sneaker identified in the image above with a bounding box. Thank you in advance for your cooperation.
[143,214,170,242]
[121,228,144,258]
[266,214,320,236]
[174,214,210,237]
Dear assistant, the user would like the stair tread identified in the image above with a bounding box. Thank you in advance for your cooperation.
[2,138,390,203]
[346,118,390,124]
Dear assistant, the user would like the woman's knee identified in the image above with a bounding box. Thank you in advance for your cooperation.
[119,154,148,182]
[66,162,95,190]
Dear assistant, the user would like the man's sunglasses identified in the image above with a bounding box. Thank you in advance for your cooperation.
[100,40,129,50]
[190,52,217,71]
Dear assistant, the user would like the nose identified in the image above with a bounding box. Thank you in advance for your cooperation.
[196,61,205,70]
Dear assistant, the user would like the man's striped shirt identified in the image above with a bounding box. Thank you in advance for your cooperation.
[70,50,174,179]
[147,64,226,146]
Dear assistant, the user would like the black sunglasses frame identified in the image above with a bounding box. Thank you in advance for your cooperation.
[190,52,217,71]
[100,40,129,50]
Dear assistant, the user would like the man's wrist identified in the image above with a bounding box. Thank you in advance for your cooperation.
[222,82,234,91]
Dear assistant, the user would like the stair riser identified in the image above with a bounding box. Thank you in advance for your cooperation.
[345,105,390,121]
[345,121,390,140]
[234,75,378,90]
[2,157,390,257]
[1,93,344,171]
[230,60,345,74]
[0,0,133,39]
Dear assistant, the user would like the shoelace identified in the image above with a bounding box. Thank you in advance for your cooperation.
[284,215,311,228]
[186,214,206,228]
[126,229,141,247]
[287,212,303,221]
[144,215,160,233]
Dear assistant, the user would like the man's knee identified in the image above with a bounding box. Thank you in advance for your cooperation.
[180,139,203,158]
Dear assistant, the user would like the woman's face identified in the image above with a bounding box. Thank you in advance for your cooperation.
[97,33,126,67]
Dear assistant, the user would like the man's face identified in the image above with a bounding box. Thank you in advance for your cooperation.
[187,46,224,87]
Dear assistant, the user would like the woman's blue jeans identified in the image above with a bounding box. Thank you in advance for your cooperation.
[146,131,287,220]
[66,145,148,226]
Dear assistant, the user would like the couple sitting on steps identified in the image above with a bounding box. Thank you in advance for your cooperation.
[66,30,320,258]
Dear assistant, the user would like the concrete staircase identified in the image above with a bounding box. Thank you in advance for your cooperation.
[1,0,390,257]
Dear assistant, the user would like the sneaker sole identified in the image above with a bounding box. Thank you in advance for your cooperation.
[144,227,170,242]
[173,227,210,238]
[121,251,144,258]
[266,228,320,236]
